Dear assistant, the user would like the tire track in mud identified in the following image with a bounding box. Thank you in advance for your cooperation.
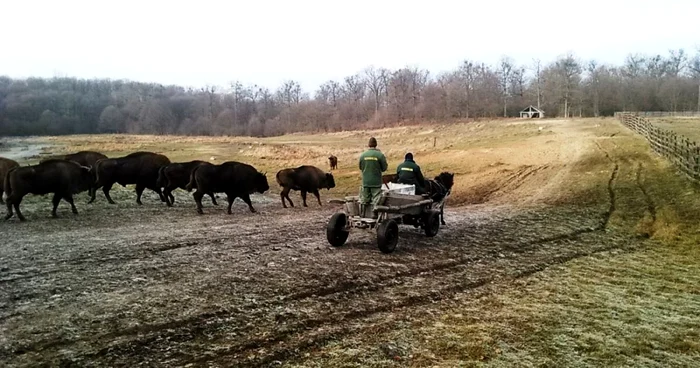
[244,240,643,368]
[3,206,611,362]
[1,140,632,366]
[122,232,642,368]
[635,163,657,224]
[472,164,549,203]
[595,141,619,228]
[32,205,628,367]
[0,213,315,286]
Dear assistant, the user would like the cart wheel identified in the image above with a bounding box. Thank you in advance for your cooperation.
[327,212,349,247]
[423,211,440,237]
[377,219,399,253]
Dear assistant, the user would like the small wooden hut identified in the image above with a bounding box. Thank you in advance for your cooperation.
[519,105,545,118]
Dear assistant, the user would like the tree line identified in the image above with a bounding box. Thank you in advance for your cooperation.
[1,49,699,137]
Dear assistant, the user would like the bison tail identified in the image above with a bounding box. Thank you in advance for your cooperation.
[275,171,284,187]
[156,166,167,188]
[3,167,13,197]
[185,166,198,192]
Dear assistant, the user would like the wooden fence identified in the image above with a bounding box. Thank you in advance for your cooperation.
[616,112,700,182]
[615,111,700,118]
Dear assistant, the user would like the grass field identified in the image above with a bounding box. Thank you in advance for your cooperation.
[1,117,699,367]
[649,116,700,141]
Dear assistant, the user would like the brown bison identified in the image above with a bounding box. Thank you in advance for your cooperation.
[91,151,171,205]
[328,155,338,170]
[156,160,218,206]
[40,150,107,167]
[185,161,270,215]
[41,151,107,199]
[0,157,20,204]
[4,159,94,221]
[276,165,335,208]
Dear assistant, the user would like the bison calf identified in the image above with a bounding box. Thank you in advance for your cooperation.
[156,161,218,206]
[1,157,20,204]
[4,159,94,221]
[185,161,269,215]
[276,165,335,208]
[328,155,338,170]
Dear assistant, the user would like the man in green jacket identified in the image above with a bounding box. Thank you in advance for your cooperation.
[358,137,388,217]
[396,152,427,195]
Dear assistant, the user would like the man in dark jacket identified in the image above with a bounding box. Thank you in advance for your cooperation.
[396,152,426,195]
[358,137,388,217]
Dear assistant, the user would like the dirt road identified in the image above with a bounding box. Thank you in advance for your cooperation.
[0,119,662,367]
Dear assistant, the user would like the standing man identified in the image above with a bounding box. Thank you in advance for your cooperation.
[359,137,388,218]
[396,152,427,195]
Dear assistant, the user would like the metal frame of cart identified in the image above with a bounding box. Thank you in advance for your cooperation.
[326,191,443,253]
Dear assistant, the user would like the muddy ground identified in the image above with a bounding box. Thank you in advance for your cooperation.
[0,119,686,367]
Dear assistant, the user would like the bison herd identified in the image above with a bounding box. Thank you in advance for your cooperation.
[1,150,337,221]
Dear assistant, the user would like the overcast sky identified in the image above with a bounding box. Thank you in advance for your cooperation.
[2,0,698,92]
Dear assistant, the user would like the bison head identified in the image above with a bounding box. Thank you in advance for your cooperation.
[254,172,270,194]
[324,173,336,189]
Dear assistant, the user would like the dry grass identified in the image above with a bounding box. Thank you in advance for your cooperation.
[2,117,700,367]
[12,119,558,206]
[649,117,700,141]
[286,117,700,367]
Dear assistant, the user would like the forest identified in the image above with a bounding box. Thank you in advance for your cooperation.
[1,49,699,137]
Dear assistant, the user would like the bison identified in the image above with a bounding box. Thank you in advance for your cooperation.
[328,155,338,170]
[0,157,20,204]
[156,160,218,206]
[40,150,107,167]
[276,165,335,208]
[185,161,270,215]
[91,151,171,205]
[4,159,94,221]
[41,151,107,199]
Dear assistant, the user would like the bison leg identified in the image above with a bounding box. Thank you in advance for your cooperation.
[0,188,4,205]
[88,185,98,204]
[312,190,322,206]
[4,196,13,221]
[64,195,78,215]
[51,193,62,218]
[163,187,174,207]
[226,194,236,215]
[14,200,25,222]
[240,193,257,213]
[153,187,167,203]
[102,183,116,204]
[135,184,145,205]
[208,192,218,206]
[300,190,308,207]
[280,187,293,208]
[193,190,205,214]
[440,203,446,225]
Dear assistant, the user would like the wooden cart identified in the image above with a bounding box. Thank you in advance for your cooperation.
[326,191,442,253]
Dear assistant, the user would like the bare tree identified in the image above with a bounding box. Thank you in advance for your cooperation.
[532,58,543,109]
[586,60,601,117]
[554,53,582,118]
[459,61,476,119]
[363,66,388,114]
[690,49,700,112]
[498,56,514,117]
